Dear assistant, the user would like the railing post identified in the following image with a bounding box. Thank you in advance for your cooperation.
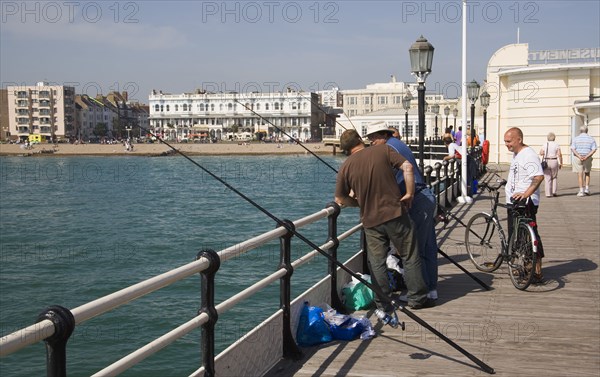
[442,160,451,207]
[433,163,442,208]
[196,249,220,377]
[36,305,75,377]
[325,202,345,313]
[423,165,433,187]
[277,219,303,360]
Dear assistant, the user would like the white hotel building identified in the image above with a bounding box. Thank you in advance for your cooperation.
[148,90,321,141]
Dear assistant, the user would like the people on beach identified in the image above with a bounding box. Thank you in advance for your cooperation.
[539,132,563,197]
[571,126,597,197]
[504,127,545,283]
[334,129,434,315]
[368,123,439,300]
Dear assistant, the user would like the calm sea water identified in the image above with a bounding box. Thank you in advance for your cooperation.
[0,154,362,376]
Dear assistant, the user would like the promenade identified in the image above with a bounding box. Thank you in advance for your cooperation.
[0,141,331,156]
[267,164,600,377]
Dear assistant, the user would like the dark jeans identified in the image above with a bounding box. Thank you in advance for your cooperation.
[507,200,545,258]
[364,214,428,310]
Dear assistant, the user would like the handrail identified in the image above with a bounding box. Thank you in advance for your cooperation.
[95,219,360,375]
[0,207,336,357]
[0,205,343,374]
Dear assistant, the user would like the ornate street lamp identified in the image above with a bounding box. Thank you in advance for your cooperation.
[431,103,440,139]
[480,90,490,141]
[409,35,434,172]
[452,107,458,129]
[402,93,412,140]
[467,79,480,148]
[444,106,450,130]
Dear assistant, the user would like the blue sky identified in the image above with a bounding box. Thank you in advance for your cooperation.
[1,1,599,103]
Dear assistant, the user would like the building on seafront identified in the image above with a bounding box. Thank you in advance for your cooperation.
[334,77,459,141]
[484,44,599,168]
[148,89,326,142]
[6,81,76,142]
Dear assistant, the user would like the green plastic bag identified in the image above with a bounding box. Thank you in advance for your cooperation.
[342,274,374,311]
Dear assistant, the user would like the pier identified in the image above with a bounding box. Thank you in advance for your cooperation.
[266,165,600,377]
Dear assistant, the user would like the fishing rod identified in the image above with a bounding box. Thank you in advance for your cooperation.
[233,99,338,174]
[138,125,494,374]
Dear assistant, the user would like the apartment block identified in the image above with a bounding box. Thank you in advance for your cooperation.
[6,82,75,141]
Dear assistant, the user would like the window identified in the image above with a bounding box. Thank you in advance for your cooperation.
[183,104,187,111]
[393,96,402,104]
[211,104,214,111]
[347,96,357,105]
[175,104,179,111]
[200,104,205,111]
[265,103,269,110]
[292,102,297,110]
[363,97,371,105]
[166,105,170,111]
[377,96,388,105]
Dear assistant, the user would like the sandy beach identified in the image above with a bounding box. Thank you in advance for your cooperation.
[0,141,337,157]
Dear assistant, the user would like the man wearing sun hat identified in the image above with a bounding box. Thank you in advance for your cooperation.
[335,128,434,314]
[366,121,439,301]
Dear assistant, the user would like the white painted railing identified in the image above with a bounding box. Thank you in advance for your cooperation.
[0,204,363,376]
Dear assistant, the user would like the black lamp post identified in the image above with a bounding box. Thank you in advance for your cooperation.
[431,103,440,139]
[409,35,434,173]
[480,90,490,141]
[467,80,480,148]
[452,107,458,129]
[402,93,411,140]
[444,106,450,130]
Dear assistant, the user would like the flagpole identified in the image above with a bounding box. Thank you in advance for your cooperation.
[458,0,472,204]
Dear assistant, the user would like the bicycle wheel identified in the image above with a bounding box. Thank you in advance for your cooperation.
[508,223,537,290]
[465,213,503,272]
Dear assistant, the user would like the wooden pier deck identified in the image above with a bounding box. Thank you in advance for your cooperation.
[266,164,600,377]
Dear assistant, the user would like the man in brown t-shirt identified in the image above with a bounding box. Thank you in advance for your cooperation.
[335,130,433,312]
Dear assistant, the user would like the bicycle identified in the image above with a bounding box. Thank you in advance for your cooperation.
[464,178,539,290]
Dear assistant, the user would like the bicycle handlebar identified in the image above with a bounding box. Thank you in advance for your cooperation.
[478,179,507,192]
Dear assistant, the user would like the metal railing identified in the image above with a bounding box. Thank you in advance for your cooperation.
[0,203,362,376]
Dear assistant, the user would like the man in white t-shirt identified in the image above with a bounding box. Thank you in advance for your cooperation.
[504,127,545,283]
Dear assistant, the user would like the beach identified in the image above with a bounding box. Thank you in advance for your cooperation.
[0,141,336,157]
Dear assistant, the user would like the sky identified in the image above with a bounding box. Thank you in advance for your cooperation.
[1,0,599,103]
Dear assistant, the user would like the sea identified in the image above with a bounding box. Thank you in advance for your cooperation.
[0,154,363,376]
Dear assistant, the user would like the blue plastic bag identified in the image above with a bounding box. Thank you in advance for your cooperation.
[329,317,364,341]
[296,302,333,347]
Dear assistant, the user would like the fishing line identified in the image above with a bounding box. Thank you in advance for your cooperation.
[233,99,338,174]
[138,125,494,374]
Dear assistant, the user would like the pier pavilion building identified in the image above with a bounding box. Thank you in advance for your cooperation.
[484,44,599,168]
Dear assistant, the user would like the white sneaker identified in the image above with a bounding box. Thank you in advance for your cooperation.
[584,189,591,196]
[427,290,438,300]
[577,191,585,197]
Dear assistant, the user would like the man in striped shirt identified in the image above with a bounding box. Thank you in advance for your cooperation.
[571,126,598,196]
